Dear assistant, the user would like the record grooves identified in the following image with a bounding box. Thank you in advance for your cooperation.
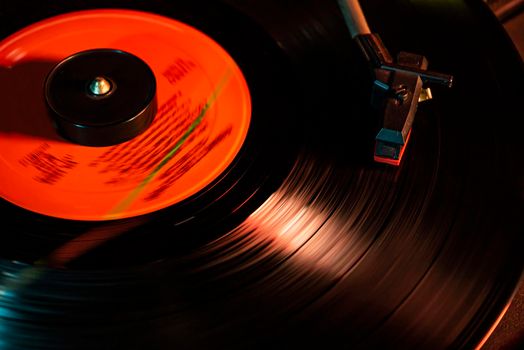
[0,1,523,349]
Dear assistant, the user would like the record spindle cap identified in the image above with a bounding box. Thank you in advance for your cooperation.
[45,49,157,147]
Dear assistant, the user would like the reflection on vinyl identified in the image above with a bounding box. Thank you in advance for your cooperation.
[0,0,522,349]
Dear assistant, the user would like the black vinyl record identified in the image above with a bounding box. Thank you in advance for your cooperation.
[0,0,523,349]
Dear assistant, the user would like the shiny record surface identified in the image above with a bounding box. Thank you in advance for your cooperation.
[0,0,523,349]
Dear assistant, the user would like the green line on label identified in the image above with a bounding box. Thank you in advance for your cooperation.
[107,71,232,218]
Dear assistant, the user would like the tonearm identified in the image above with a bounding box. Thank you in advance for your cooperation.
[338,0,453,166]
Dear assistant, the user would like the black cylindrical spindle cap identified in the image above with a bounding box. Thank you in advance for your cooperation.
[45,49,157,147]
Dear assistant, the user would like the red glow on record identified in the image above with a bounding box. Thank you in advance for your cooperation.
[0,9,251,220]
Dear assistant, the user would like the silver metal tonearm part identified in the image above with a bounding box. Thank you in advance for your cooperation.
[337,0,453,166]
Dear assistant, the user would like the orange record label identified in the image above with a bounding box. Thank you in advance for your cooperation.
[0,9,251,220]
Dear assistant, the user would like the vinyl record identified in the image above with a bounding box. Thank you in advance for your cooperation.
[0,9,253,220]
[0,0,522,349]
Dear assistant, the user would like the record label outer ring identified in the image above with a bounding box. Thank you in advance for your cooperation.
[0,9,252,221]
